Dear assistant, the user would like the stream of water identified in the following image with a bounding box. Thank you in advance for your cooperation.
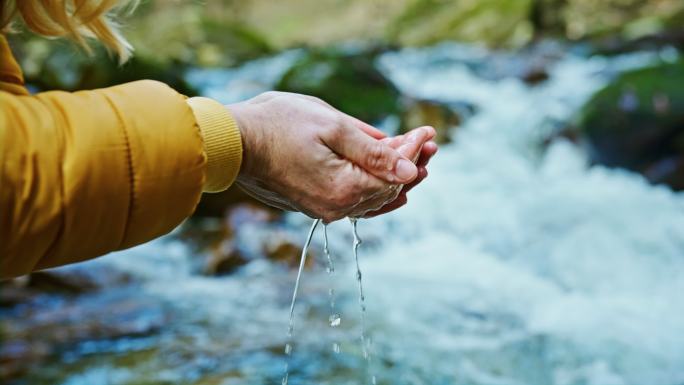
[282,219,320,385]
[284,218,374,385]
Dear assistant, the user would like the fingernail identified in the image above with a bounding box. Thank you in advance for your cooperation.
[407,128,424,143]
[394,159,417,181]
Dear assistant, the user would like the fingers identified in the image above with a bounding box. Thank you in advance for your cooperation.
[402,166,429,195]
[360,162,429,218]
[417,140,438,167]
[345,114,387,139]
[396,126,436,163]
[325,123,421,184]
[350,131,436,218]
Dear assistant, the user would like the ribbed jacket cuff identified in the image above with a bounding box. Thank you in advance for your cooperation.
[187,97,243,192]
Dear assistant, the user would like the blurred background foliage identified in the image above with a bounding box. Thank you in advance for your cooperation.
[9,0,684,86]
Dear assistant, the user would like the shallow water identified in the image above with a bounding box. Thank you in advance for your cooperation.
[5,43,684,385]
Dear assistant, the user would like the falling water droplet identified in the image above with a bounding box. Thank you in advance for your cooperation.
[284,343,292,355]
[372,375,377,384]
[323,224,342,359]
[350,218,375,383]
[324,224,335,275]
[329,313,341,327]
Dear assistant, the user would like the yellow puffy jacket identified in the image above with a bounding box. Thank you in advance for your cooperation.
[0,35,243,278]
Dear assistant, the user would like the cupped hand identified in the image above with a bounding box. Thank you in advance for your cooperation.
[362,137,438,218]
[226,91,435,222]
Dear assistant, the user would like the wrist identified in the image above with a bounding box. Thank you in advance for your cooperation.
[225,101,258,181]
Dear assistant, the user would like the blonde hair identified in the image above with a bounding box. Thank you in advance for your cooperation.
[1,0,137,62]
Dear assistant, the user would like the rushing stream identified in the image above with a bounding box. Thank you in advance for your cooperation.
[4,42,684,385]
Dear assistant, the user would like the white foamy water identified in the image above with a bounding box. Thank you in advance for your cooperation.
[347,43,684,385]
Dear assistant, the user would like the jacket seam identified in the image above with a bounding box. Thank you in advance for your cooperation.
[102,93,136,249]
[29,96,67,271]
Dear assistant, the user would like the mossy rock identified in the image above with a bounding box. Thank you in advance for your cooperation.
[275,48,400,125]
[400,99,464,144]
[576,59,684,189]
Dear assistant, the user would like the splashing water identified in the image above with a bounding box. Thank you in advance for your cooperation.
[282,219,320,385]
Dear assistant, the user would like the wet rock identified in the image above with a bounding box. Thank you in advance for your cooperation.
[182,203,285,275]
[400,99,462,144]
[575,59,684,190]
[0,339,51,380]
[275,47,401,125]
[520,65,550,85]
[0,278,34,308]
[201,240,248,276]
[261,230,317,268]
[183,203,278,249]
[4,293,166,342]
[0,264,136,312]
[0,291,167,382]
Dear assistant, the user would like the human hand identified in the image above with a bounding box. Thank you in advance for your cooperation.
[226,91,434,223]
[362,135,438,218]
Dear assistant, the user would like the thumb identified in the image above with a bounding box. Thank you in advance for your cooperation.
[328,123,418,184]
[396,126,435,162]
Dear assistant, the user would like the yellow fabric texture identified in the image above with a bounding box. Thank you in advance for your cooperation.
[187,97,243,192]
[0,35,243,278]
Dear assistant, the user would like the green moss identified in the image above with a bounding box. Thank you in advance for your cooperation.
[575,58,684,188]
[275,48,400,124]
[579,59,684,138]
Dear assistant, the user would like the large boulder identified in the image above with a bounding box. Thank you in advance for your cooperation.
[275,48,401,125]
[576,59,684,189]
[400,99,463,144]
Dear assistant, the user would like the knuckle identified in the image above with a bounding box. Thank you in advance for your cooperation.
[326,122,345,143]
[333,114,348,131]
[365,142,391,170]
